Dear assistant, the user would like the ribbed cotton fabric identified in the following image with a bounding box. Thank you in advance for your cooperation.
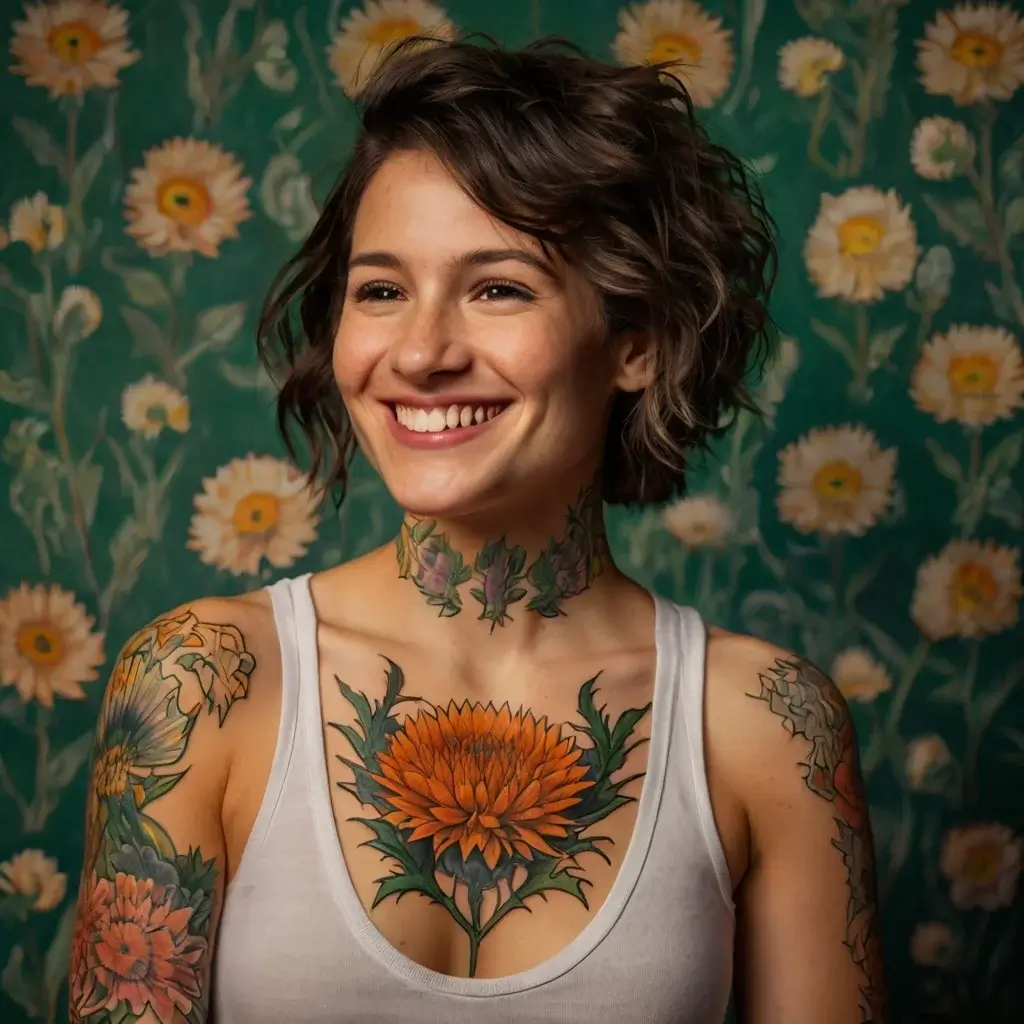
[212,573,735,1023]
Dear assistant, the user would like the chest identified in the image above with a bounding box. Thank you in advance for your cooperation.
[321,646,656,980]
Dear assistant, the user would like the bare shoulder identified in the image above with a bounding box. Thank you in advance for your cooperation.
[703,627,860,809]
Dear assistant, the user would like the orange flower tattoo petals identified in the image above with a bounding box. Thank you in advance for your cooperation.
[71,872,206,1024]
[370,700,595,870]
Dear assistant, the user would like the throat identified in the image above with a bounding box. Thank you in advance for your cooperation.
[394,485,609,629]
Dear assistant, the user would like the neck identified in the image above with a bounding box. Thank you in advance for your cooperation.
[394,485,610,630]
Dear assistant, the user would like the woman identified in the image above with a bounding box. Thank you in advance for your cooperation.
[68,37,886,1024]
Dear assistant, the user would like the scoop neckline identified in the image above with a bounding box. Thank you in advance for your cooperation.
[298,577,677,998]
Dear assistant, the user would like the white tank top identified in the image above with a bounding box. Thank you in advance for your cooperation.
[212,573,735,1023]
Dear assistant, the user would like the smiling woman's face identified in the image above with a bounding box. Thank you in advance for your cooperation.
[333,150,648,520]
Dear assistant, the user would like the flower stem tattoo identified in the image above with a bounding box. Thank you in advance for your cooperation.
[330,658,650,977]
[68,610,255,1024]
[395,485,608,627]
[751,657,887,1024]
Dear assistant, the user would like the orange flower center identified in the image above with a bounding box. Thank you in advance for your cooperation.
[233,492,281,535]
[48,21,103,64]
[951,32,1002,69]
[961,842,1000,884]
[15,622,64,668]
[947,353,998,396]
[95,744,132,798]
[157,178,212,226]
[839,215,884,257]
[812,460,865,501]
[950,560,998,617]
[100,920,151,979]
[649,31,702,65]
[364,17,422,46]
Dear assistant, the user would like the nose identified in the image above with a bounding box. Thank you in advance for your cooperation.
[389,305,471,384]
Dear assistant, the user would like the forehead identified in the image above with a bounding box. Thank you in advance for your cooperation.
[350,149,546,257]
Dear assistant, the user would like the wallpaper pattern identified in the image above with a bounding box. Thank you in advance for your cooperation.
[0,1,1022,1021]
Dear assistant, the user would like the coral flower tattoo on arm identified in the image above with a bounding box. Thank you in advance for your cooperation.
[331,658,650,977]
[750,657,888,1024]
[395,485,609,627]
[68,611,255,1024]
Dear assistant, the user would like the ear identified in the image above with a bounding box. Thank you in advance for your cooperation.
[611,330,656,393]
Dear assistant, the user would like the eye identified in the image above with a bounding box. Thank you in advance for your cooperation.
[474,279,535,302]
[351,281,404,303]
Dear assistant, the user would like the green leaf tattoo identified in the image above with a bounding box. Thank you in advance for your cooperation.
[750,657,887,1024]
[331,659,651,977]
[395,485,608,626]
[69,610,255,1024]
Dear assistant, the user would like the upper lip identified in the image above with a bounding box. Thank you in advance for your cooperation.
[382,396,513,408]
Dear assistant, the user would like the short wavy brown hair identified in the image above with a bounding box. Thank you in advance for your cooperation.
[257,35,777,506]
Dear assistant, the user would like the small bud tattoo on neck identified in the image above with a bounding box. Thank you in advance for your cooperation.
[394,486,608,628]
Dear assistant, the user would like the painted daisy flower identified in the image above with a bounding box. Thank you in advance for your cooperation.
[911,540,1021,640]
[187,454,320,575]
[916,3,1024,105]
[911,324,1024,426]
[830,647,891,702]
[910,921,960,967]
[778,37,845,97]
[121,376,190,439]
[8,193,66,252]
[662,494,736,547]
[613,0,734,107]
[9,1,140,98]
[940,823,1023,909]
[805,186,919,303]
[327,0,455,98]
[910,117,976,179]
[0,583,104,707]
[777,424,897,536]
[0,849,67,912]
[905,734,953,791]
[124,138,252,258]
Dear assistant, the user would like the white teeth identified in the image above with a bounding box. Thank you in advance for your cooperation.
[394,403,506,432]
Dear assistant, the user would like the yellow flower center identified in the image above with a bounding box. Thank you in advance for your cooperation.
[167,403,189,431]
[364,17,422,46]
[951,560,998,616]
[15,622,64,668]
[649,32,703,65]
[839,216,885,257]
[157,178,212,226]
[95,744,132,798]
[233,492,281,535]
[962,842,1000,884]
[947,353,998,396]
[951,32,1003,69]
[812,460,865,500]
[48,21,103,64]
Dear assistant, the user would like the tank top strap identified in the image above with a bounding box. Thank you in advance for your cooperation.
[665,602,734,911]
[226,575,307,886]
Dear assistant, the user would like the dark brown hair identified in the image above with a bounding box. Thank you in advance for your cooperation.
[256,35,777,506]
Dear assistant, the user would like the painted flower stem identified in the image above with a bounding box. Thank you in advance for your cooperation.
[967,103,1024,326]
[862,638,930,776]
[959,640,982,807]
[851,305,871,401]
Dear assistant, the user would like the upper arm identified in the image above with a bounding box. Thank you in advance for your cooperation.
[68,601,258,1024]
[712,638,887,1024]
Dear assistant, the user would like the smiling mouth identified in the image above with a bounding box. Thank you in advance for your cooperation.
[391,402,509,433]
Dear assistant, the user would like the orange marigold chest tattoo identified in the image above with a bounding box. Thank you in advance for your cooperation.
[331,658,651,977]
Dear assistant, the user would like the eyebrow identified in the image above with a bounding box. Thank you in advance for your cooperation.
[347,247,559,280]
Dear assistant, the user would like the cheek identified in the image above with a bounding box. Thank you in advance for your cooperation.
[332,309,376,397]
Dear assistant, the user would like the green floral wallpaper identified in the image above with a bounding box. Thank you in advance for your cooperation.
[0,0,1022,1021]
